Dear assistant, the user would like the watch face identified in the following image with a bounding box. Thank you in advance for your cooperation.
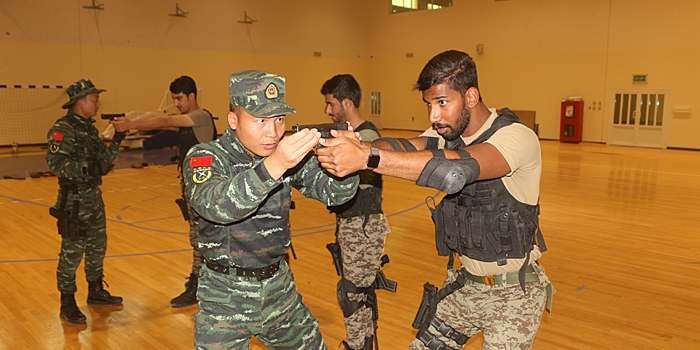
[367,147,380,169]
[367,155,380,169]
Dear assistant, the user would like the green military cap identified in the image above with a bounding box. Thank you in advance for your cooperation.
[62,79,106,109]
[229,70,296,118]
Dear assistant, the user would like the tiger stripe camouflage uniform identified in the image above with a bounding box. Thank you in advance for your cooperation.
[184,70,359,350]
[47,110,121,293]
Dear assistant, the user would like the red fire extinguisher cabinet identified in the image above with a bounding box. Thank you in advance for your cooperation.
[560,100,583,143]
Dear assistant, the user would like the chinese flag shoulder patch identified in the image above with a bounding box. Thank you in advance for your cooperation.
[190,155,213,167]
[51,131,64,141]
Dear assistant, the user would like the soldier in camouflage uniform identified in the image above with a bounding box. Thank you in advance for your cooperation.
[110,75,217,308]
[183,70,359,349]
[320,74,394,350]
[317,50,554,350]
[46,79,126,325]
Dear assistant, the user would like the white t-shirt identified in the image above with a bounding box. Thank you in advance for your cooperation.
[420,108,543,275]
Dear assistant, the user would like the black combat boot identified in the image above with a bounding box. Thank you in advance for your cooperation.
[363,335,374,350]
[341,336,374,350]
[170,273,198,308]
[87,277,123,306]
[60,293,87,324]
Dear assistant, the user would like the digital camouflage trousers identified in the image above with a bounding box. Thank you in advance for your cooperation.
[409,262,553,350]
[336,215,390,349]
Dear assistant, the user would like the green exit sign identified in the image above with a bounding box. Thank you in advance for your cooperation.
[633,74,647,82]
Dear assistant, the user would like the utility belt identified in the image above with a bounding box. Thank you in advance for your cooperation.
[464,263,554,313]
[50,182,90,241]
[205,259,282,281]
[463,264,538,286]
[337,213,385,222]
[59,178,99,189]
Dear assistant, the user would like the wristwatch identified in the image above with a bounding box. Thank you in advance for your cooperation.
[366,146,380,170]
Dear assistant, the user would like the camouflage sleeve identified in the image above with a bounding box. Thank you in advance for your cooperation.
[101,138,121,164]
[291,152,358,206]
[183,146,285,225]
[46,123,87,178]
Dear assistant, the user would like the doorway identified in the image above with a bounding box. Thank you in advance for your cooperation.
[607,89,669,148]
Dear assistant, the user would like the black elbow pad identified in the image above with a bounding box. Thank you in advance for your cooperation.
[416,157,480,194]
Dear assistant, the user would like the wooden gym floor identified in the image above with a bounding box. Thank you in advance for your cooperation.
[0,130,699,349]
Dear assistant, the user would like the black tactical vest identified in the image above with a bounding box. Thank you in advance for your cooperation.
[429,109,546,265]
[330,121,383,218]
[177,109,218,168]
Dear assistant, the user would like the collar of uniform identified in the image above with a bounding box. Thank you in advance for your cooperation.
[67,110,96,125]
[223,127,265,163]
[220,127,277,185]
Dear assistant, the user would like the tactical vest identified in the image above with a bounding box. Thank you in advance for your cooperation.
[330,121,383,219]
[429,109,546,265]
[177,109,218,168]
[57,114,103,186]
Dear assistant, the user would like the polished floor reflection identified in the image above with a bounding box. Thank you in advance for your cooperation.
[0,133,699,349]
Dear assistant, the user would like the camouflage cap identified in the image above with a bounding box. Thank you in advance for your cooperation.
[229,70,296,118]
[62,79,106,109]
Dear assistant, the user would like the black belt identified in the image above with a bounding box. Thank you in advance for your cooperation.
[206,260,281,281]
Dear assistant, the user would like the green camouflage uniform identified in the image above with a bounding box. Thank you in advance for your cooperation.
[184,70,359,350]
[46,110,122,293]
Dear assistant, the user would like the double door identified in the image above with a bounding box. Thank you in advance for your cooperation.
[607,89,669,148]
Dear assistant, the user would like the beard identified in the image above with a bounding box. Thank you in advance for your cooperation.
[331,105,347,124]
[434,104,470,141]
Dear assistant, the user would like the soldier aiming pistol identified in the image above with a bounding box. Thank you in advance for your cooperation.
[101,113,125,120]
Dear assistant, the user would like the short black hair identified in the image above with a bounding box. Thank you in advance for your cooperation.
[320,74,361,107]
[415,50,481,101]
[169,75,197,97]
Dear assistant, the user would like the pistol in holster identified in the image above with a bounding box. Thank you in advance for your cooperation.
[175,197,191,221]
[49,207,84,241]
[326,241,343,276]
[412,282,439,333]
[374,269,398,293]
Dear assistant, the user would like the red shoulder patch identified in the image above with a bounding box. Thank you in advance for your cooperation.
[190,155,213,167]
[51,131,64,141]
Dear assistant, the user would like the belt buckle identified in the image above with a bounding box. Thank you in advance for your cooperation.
[258,262,280,281]
[257,267,269,280]
[482,275,496,285]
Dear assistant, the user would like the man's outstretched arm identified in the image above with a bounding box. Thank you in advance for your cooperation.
[317,129,510,192]
[111,114,194,132]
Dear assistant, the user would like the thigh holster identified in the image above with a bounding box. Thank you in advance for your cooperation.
[412,269,470,350]
[337,277,376,318]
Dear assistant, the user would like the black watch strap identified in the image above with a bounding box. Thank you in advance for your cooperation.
[366,146,380,170]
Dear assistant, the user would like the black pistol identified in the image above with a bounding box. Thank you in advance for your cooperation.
[101,113,125,120]
[291,122,348,139]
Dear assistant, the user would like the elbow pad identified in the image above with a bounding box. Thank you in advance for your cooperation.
[416,156,480,194]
